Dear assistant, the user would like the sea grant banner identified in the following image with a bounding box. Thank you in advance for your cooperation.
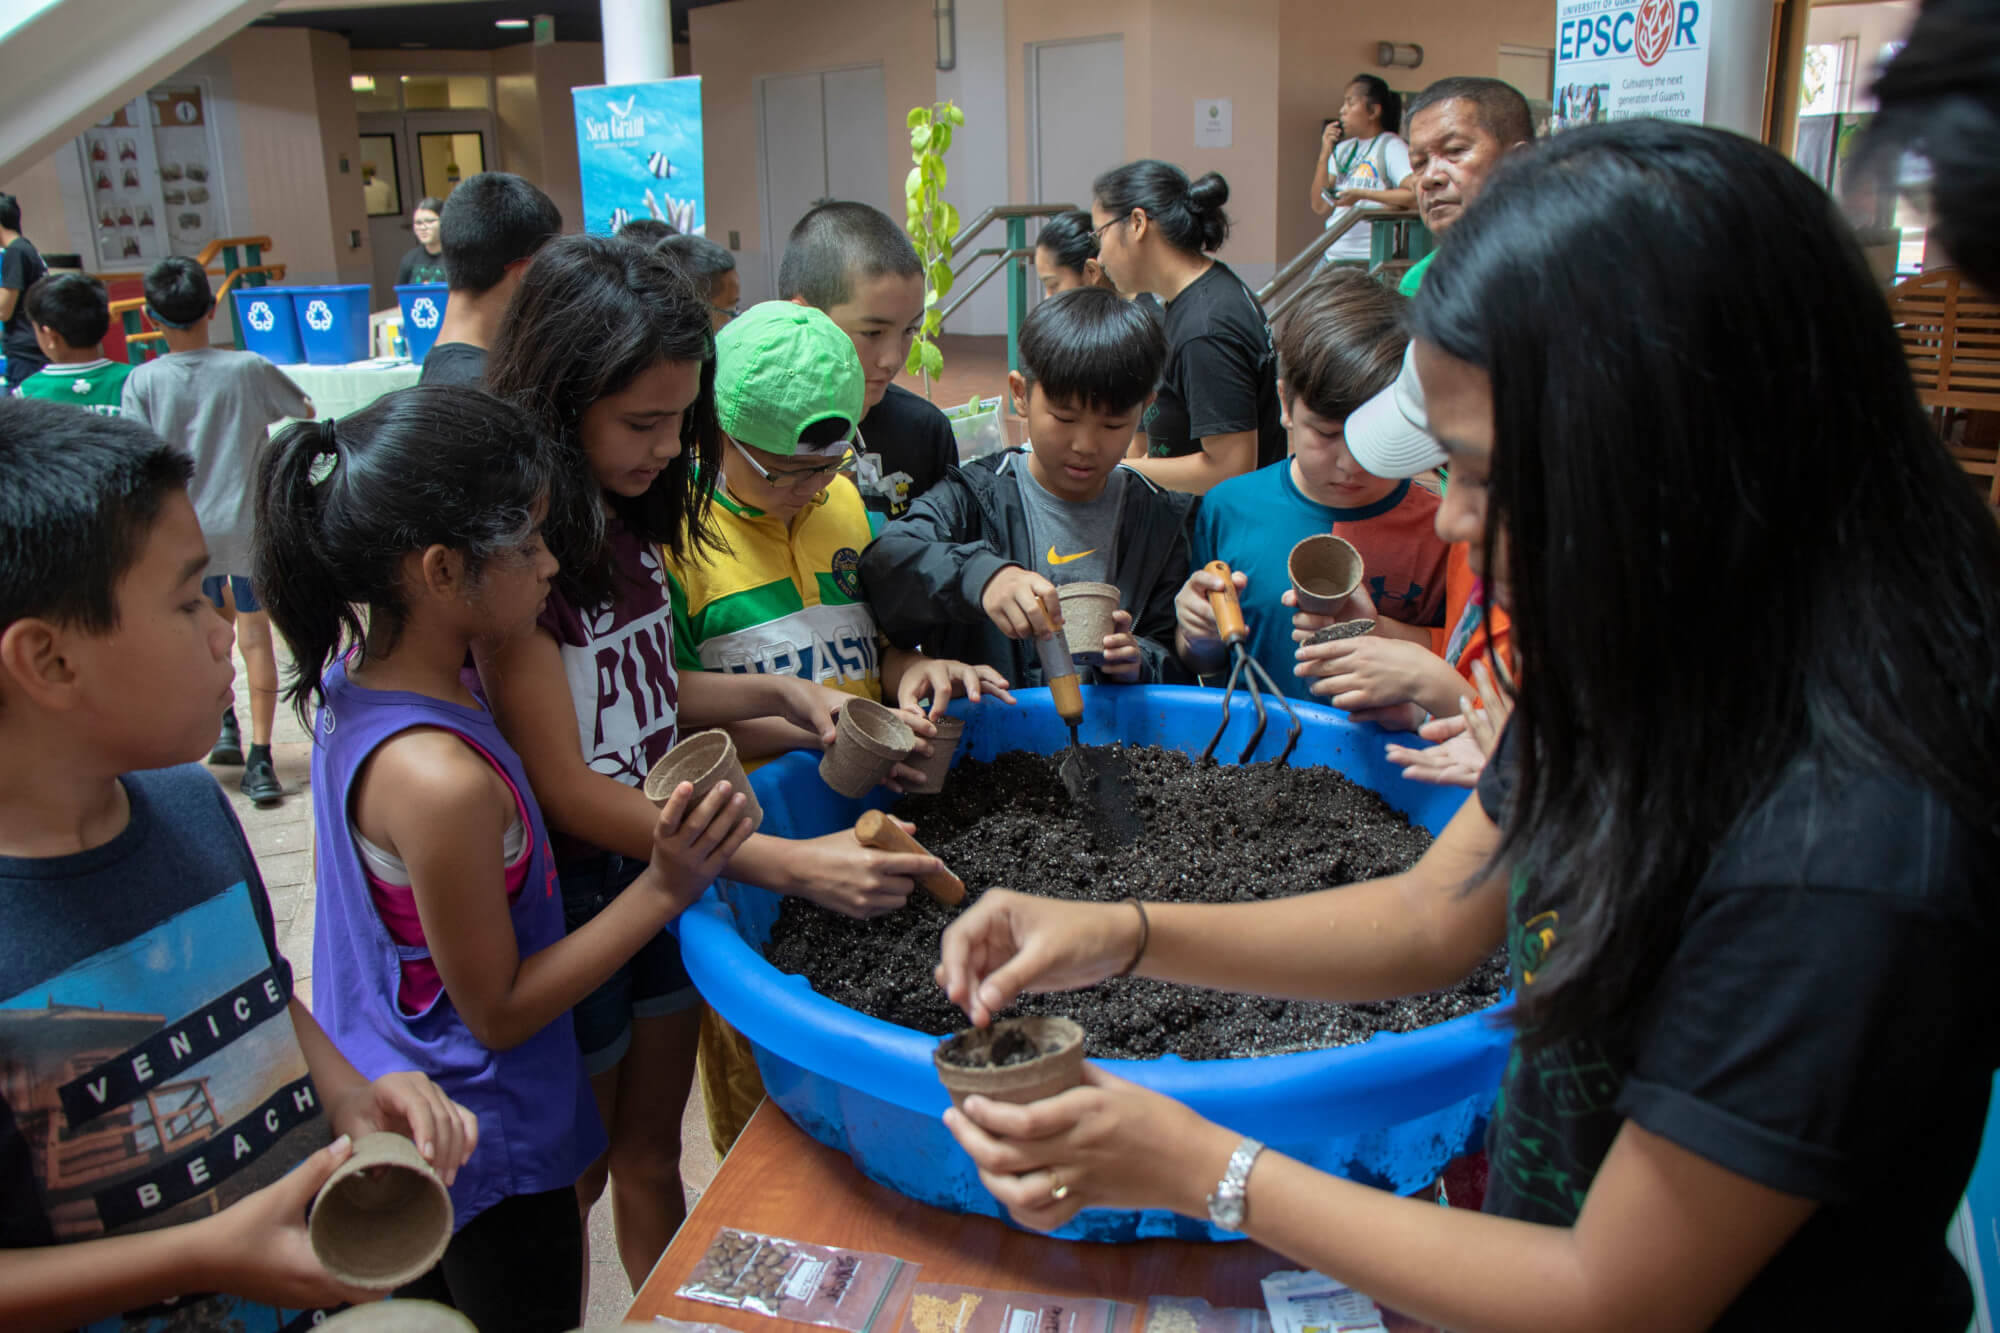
[1553,0,1713,130]
[574,76,706,237]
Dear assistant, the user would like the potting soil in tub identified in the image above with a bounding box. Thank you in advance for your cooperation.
[765,747,1506,1060]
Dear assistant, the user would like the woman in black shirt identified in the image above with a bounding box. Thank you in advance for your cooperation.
[1088,161,1283,494]
[935,121,2000,1331]
[395,196,447,286]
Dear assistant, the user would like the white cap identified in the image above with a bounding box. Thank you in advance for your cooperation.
[1346,343,1447,478]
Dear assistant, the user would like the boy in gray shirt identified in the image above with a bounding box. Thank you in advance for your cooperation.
[122,257,310,806]
[863,288,1195,687]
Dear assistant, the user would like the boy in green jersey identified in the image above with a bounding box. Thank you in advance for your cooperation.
[11,273,129,414]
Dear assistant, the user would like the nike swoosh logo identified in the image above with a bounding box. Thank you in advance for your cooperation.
[1048,546,1097,566]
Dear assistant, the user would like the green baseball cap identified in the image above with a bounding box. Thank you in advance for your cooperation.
[714,301,866,457]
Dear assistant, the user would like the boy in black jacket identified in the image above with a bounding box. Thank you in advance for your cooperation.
[863,288,1194,686]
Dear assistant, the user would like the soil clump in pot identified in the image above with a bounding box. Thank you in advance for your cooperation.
[763,747,1506,1060]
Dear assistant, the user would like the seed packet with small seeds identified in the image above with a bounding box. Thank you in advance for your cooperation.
[677,1227,916,1332]
[902,1282,1137,1333]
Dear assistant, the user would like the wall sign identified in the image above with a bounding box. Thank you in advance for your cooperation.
[573,77,707,237]
[1194,98,1232,149]
[74,82,225,270]
[1553,0,1712,129]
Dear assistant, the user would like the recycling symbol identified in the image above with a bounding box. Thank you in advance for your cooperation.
[246,302,275,333]
[304,299,334,332]
[409,297,441,330]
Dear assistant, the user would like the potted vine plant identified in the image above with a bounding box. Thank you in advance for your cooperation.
[905,100,963,394]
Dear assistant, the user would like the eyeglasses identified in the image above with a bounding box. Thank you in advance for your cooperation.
[1092,212,1132,242]
[728,436,852,490]
[710,303,740,322]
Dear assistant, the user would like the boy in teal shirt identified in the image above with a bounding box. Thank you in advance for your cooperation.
[11,273,129,414]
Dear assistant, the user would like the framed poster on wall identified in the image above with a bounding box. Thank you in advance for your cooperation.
[74,81,227,271]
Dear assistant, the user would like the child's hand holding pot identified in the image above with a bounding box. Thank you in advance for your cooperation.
[643,779,756,914]
[1098,611,1142,682]
[935,889,1144,1027]
[943,1065,1238,1232]
[1284,582,1375,638]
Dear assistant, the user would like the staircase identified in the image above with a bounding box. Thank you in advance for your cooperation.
[0,0,270,180]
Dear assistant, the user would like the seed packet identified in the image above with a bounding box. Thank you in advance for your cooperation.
[1258,1271,1386,1333]
[1143,1296,1273,1333]
[902,1282,1138,1333]
[677,1228,916,1333]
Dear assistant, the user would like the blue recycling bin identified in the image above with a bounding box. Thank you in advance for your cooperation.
[290,284,372,365]
[231,287,306,364]
[678,685,1509,1243]
[394,283,449,364]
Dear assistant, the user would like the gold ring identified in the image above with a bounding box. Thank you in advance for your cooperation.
[1049,1174,1070,1202]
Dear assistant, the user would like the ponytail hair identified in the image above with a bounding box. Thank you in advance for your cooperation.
[1349,74,1402,135]
[1092,160,1231,255]
[254,385,576,726]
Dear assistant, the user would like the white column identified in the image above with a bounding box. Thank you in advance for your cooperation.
[1702,0,1776,137]
[600,0,673,86]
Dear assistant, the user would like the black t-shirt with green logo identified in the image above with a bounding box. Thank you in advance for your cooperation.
[1475,726,1996,1328]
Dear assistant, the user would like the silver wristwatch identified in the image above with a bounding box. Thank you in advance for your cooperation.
[1206,1136,1264,1231]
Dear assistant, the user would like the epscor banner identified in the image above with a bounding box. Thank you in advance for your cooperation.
[1553,0,1713,130]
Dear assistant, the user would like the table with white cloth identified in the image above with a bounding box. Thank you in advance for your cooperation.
[270,357,423,432]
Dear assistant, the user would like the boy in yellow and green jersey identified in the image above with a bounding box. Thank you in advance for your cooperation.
[664,300,1005,1157]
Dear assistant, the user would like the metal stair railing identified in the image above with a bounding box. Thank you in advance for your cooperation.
[106,235,284,362]
[1258,210,1428,319]
[933,203,1077,375]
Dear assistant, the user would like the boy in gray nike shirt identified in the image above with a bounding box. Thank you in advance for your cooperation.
[862,288,1195,687]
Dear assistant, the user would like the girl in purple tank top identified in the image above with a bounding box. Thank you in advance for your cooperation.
[255,386,754,1332]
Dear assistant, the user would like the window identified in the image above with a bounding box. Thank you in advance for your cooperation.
[358,134,402,217]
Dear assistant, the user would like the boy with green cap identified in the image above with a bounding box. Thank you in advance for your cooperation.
[664,299,1005,742]
[664,300,1005,1157]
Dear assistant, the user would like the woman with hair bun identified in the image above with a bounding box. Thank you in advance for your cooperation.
[1089,160,1285,494]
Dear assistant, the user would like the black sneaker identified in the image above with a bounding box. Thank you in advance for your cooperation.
[240,751,284,807]
[208,708,243,767]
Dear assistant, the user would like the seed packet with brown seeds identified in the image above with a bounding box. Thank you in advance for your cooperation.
[677,1227,916,1332]
[1142,1295,1273,1333]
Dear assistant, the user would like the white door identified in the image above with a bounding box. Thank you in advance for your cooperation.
[1028,37,1125,219]
[757,65,891,297]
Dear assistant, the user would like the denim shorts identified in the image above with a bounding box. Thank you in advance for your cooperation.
[559,854,699,1076]
[202,574,262,614]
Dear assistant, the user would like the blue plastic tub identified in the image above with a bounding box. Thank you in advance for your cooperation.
[290,284,371,365]
[680,684,1512,1243]
[231,287,306,364]
[394,283,449,363]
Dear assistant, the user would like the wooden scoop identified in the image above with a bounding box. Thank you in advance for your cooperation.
[854,809,966,905]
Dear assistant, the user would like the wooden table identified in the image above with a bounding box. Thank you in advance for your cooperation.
[628,1104,1435,1332]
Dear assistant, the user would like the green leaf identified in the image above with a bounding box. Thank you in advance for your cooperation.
[911,124,932,153]
[908,106,929,129]
[945,103,965,127]
[921,157,938,185]
[906,342,924,375]
[924,285,939,307]
[924,308,943,334]
[932,125,952,155]
[933,159,948,188]
[920,339,945,378]
[939,201,961,236]
[930,261,954,298]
